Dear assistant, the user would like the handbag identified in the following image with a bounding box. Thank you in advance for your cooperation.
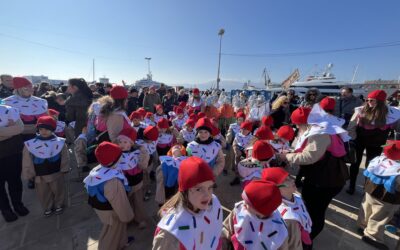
[343,140,357,164]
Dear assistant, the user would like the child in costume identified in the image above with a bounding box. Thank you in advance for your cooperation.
[357,140,400,250]
[116,127,150,229]
[144,112,156,127]
[226,112,246,145]
[48,109,66,138]
[157,118,177,156]
[22,116,69,216]
[186,118,225,177]
[84,142,134,250]
[211,118,227,149]
[222,180,288,250]
[152,156,223,250]
[154,104,168,123]
[171,107,187,131]
[129,111,146,140]
[269,125,295,168]
[155,145,188,205]
[176,119,196,147]
[262,168,312,250]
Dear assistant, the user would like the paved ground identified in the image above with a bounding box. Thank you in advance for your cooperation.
[0,148,399,250]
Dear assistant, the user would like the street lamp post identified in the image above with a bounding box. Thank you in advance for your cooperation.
[216,28,225,90]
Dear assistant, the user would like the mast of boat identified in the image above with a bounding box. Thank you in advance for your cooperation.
[351,64,359,84]
[262,67,271,89]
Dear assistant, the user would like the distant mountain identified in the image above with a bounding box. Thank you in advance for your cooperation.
[173,80,270,91]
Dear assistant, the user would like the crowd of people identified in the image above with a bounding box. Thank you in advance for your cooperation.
[0,73,400,250]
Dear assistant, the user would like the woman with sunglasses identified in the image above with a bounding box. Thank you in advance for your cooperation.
[346,90,400,195]
[152,156,223,250]
[300,88,320,108]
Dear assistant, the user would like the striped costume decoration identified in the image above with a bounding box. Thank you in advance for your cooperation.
[278,194,312,233]
[186,141,221,168]
[25,136,65,159]
[0,104,20,127]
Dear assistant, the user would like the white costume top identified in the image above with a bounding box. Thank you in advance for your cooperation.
[367,155,400,177]
[157,133,174,145]
[4,95,47,116]
[55,121,66,134]
[83,165,128,187]
[0,104,20,127]
[187,140,221,166]
[154,114,168,123]
[234,132,254,149]
[249,103,270,122]
[25,136,65,159]
[172,117,186,130]
[278,194,312,233]
[137,140,157,155]
[116,149,141,171]
[229,123,241,136]
[181,128,196,143]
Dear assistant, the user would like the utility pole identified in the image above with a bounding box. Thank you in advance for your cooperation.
[216,28,225,90]
[145,57,152,80]
[92,59,95,82]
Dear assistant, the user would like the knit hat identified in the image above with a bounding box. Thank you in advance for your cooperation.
[143,126,159,141]
[240,120,253,132]
[36,115,57,131]
[95,141,122,167]
[13,77,32,89]
[368,90,387,102]
[175,107,184,115]
[255,126,274,140]
[193,88,200,95]
[319,97,336,112]
[145,112,153,118]
[261,167,289,185]
[118,127,137,143]
[236,112,246,120]
[242,180,282,217]
[178,156,215,191]
[252,140,274,161]
[198,112,206,119]
[291,107,311,125]
[195,117,213,133]
[383,140,400,161]
[110,86,128,100]
[261,116,274,127]
[48,109,60,117]
[185,119,196,128]
[179,102,187,109]
[157,118,169,129]
[155,104,163,112]
[276,125,295,141]
[137,108,146,118]
[129,111,141,120]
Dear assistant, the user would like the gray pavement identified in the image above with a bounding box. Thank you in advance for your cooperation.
[0,149,399,250]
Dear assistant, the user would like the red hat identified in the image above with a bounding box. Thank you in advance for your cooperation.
[179,101,187,109]
[291,107,311,125]
[178,156,215,192]
[240,120,253,132]
[155,104,163,112]
[13,77,31,89]
[261,167,289,185]
[383,140,400,161]
[175,107,184,115]
[189,113,197,120]
[236,112,246,120]
[210,117,218,126]
[193,88,200,95]
[211,125,220,137]
[252,140,274,161]
[145,112,153,118]
[195,117,213,133]
[137,108,146,118]
[320,97,336,112]
[95,141,122,167]
[110,86,128,100]
[261,116,274,127]
[276,125,295,141]
[185,119,196,128]
[242,180,282,217]
[157,118,169,129]
[143,126,159,141]
[118,127,137,143]
[255,126,274,140]
[36,115,57,131]
[197,112,206,119]
[368,90,387,102]
[48,109,60,117]
[129,111,141,120]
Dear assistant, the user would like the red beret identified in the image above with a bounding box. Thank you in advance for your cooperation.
[179,102,187,109]
[129,111,141,120]
[240,120,253,132]
[185,119,196,128]
[383,140,400,161]
[118,127,137,143]
[48,109,60,117]
[261,116,274,127]
[242,180,282,217]
[255,126,274,140]
[36,115,57,131]
[178,156,215,192]
[155,104,163,112]
[236,112,246,120]
[261,167,289,185]
[175,107,184,115]
[193,88,200,95]
[252,140,274,161]
[137,108,146,118]
[276,125,295,141]
[144,126,159,141]
[110,86,128,100]
[145,112,153,118]
[211,125,220,137]
[319,97,336,111]
[368,90,387,102]
[197,112,206,119]
[291,107,311,125]
[157,118,169,129]
[95,141,122,167]
[13,77,32,89]
[195,117,213,133]
[189,113,198,120]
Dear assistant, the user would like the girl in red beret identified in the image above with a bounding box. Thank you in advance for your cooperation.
[156,118,178,157]
[188,88,205,114]
[171,107,187,131]
[154,104,168,123]
[22,116,69,217]
[347,90,400,195]
[221,180,288,250]
[176,119,196,147]
[144,112,157,127]
[129,111,146,140]
[152,156,223,250]
[48,109,66,138]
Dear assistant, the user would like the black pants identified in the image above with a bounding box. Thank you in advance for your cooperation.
[301,183,343,239]
[0,154,23,211]
[348,142,383,189]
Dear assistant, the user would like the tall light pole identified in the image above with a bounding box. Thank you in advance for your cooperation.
[216,28,225,90]
[145,57,152,80]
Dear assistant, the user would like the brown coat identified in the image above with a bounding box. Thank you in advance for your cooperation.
[286,134,331,166]
[106,112,125,143]
[152,228,181,250]
[0,118,24,141]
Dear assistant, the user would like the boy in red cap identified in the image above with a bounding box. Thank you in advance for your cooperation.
[115,127,150,229]
[156,118,178,156]
[262,168,312,250]
[357,140,400,250]
[171,107,187,131]
[144,112,156,127]
[154,104,168,123]
[188,88,205,113]
[226,111,246,144]
[231,120,255,185]
[84,141,134,250]
[48,109,66,138]
[222,180,288,250]
[22,116,69,216]
[153,156,223,249]
[176,119,196,147]
[129,111,146,139]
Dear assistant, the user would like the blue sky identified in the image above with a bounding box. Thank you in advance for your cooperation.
[1,0,399,88]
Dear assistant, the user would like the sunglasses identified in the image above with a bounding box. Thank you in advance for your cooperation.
[366,99,376,103]
[309,93,316,96]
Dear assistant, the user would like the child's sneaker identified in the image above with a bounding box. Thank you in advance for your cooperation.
[44,209,53,217]
[55,206,64,215]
